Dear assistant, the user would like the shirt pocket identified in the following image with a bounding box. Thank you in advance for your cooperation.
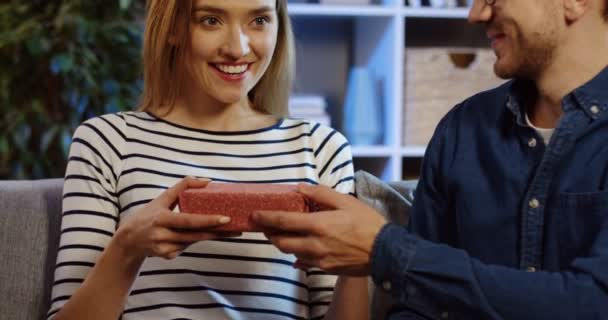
[553,190,608,266]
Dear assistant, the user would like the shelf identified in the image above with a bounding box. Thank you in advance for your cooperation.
[288,5,480,180]
[288,4,397,17]
[351,146,394,157]
[401,146,426,157]
[288,4,470,19]
[402,7,470,19]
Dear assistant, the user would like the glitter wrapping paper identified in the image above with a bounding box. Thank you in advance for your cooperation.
[178,182,313,232]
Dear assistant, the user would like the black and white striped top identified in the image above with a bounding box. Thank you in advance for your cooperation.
[48,111,355,320]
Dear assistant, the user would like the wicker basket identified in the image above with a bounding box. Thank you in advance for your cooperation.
[403,48,506,146]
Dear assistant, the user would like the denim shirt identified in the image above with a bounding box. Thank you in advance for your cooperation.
[370,67,608,320]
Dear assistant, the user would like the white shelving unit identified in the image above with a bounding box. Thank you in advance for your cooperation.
[289,3,470,18]
[288,1,476,181]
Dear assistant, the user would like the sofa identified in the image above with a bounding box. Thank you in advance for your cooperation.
[0,171,415,320]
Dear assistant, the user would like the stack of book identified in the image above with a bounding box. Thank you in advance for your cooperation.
[288,95,331,126]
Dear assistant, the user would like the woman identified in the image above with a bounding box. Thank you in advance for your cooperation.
[48,0,368,319]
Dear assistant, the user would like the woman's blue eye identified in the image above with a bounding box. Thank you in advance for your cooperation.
[254,16,269,26]
[201,17,219,25]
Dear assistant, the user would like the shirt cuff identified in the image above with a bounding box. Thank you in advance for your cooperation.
[370,223,418,292]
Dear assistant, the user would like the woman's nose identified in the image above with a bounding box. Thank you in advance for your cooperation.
[221,27,251,59]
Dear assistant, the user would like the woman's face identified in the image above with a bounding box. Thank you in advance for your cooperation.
[186,0,278,106]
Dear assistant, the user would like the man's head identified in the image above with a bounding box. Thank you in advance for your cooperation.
[469,0,608,80]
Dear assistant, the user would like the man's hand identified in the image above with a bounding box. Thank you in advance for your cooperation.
[251,184,387,276]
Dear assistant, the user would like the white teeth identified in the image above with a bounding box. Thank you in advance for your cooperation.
[216,64,248,74]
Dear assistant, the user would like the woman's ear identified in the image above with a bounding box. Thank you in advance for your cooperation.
[563,0,590,22]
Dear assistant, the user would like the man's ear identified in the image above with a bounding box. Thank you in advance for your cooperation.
[563,0,590,22]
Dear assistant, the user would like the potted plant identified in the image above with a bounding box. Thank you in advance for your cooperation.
[0,0,144,179]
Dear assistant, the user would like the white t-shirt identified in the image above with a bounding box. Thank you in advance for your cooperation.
[525,112,555,145]
[48,111,355,320]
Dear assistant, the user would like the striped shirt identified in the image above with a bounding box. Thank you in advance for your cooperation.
[48,111,355,320]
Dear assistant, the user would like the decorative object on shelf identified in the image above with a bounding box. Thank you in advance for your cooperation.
[343,67,383,146]
[445,0,459,7]
[449,52,476,68]
[429,0,446,8]
[418,0,469,8]
[458,0,474,7]
[288,95,331,126]
[407,0,422,7]
[318,0,372,5]
[403,48,505,146]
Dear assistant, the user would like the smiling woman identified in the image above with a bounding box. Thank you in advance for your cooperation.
[46,1,369,320]
[140,0,294,119]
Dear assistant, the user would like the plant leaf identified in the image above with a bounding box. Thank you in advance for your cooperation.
[119,0,132,10]
[50,54,74,74]
[60,128,72,158]
[13,123,32,152]
[40,127,58,154]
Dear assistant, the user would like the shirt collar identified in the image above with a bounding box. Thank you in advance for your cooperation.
[570,66,608,120]
[506,66,608,123]
[506,79,534,127]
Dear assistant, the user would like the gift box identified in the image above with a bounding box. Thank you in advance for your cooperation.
[179,182,314,232]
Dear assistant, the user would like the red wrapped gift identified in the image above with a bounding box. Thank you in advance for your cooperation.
[178,182,315,232]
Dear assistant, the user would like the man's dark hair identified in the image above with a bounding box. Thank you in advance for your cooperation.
[605,0,608,19]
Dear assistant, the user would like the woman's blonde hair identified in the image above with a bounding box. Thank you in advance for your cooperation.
[139,0,295,117]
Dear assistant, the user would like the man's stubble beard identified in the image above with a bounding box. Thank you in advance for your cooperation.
[493,21,559,81]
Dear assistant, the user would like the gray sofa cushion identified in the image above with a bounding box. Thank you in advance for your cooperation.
[355,170,415,320]
[0,179,63,320]
[355,170,415,226]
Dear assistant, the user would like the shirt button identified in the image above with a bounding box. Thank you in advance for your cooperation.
[527,267,537,272]
[441,311,450,319]
[590,105,600,114]
[528,198,539,209]
[528,138,537,148]
[382,280,392,291]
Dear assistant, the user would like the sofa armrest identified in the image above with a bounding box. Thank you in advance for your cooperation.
[0,179,64,320]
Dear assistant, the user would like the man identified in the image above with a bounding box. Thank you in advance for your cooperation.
[251,0,608,319]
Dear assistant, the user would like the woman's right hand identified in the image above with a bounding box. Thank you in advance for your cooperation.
[113,176,233,260]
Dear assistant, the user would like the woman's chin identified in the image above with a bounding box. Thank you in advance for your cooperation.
[213,94,247,106]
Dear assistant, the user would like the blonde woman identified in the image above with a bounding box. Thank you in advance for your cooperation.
[48,0,368,319]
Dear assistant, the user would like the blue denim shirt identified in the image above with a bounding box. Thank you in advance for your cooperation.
[370,68,608,320]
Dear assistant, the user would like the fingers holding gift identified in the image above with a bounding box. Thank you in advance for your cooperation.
[157,176,210,208]
[154,210,231,231]
[149,228,223,244]
[253,210,321,234]
[265,234,340,270]
[151,242,190,260]
[297,183,355,211]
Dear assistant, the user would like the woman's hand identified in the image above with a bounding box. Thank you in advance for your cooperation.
[114,176,234,260]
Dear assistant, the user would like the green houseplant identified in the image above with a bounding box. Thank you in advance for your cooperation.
[0,0,144,179]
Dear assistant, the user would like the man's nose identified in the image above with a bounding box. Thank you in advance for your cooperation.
[468,0,493,24]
